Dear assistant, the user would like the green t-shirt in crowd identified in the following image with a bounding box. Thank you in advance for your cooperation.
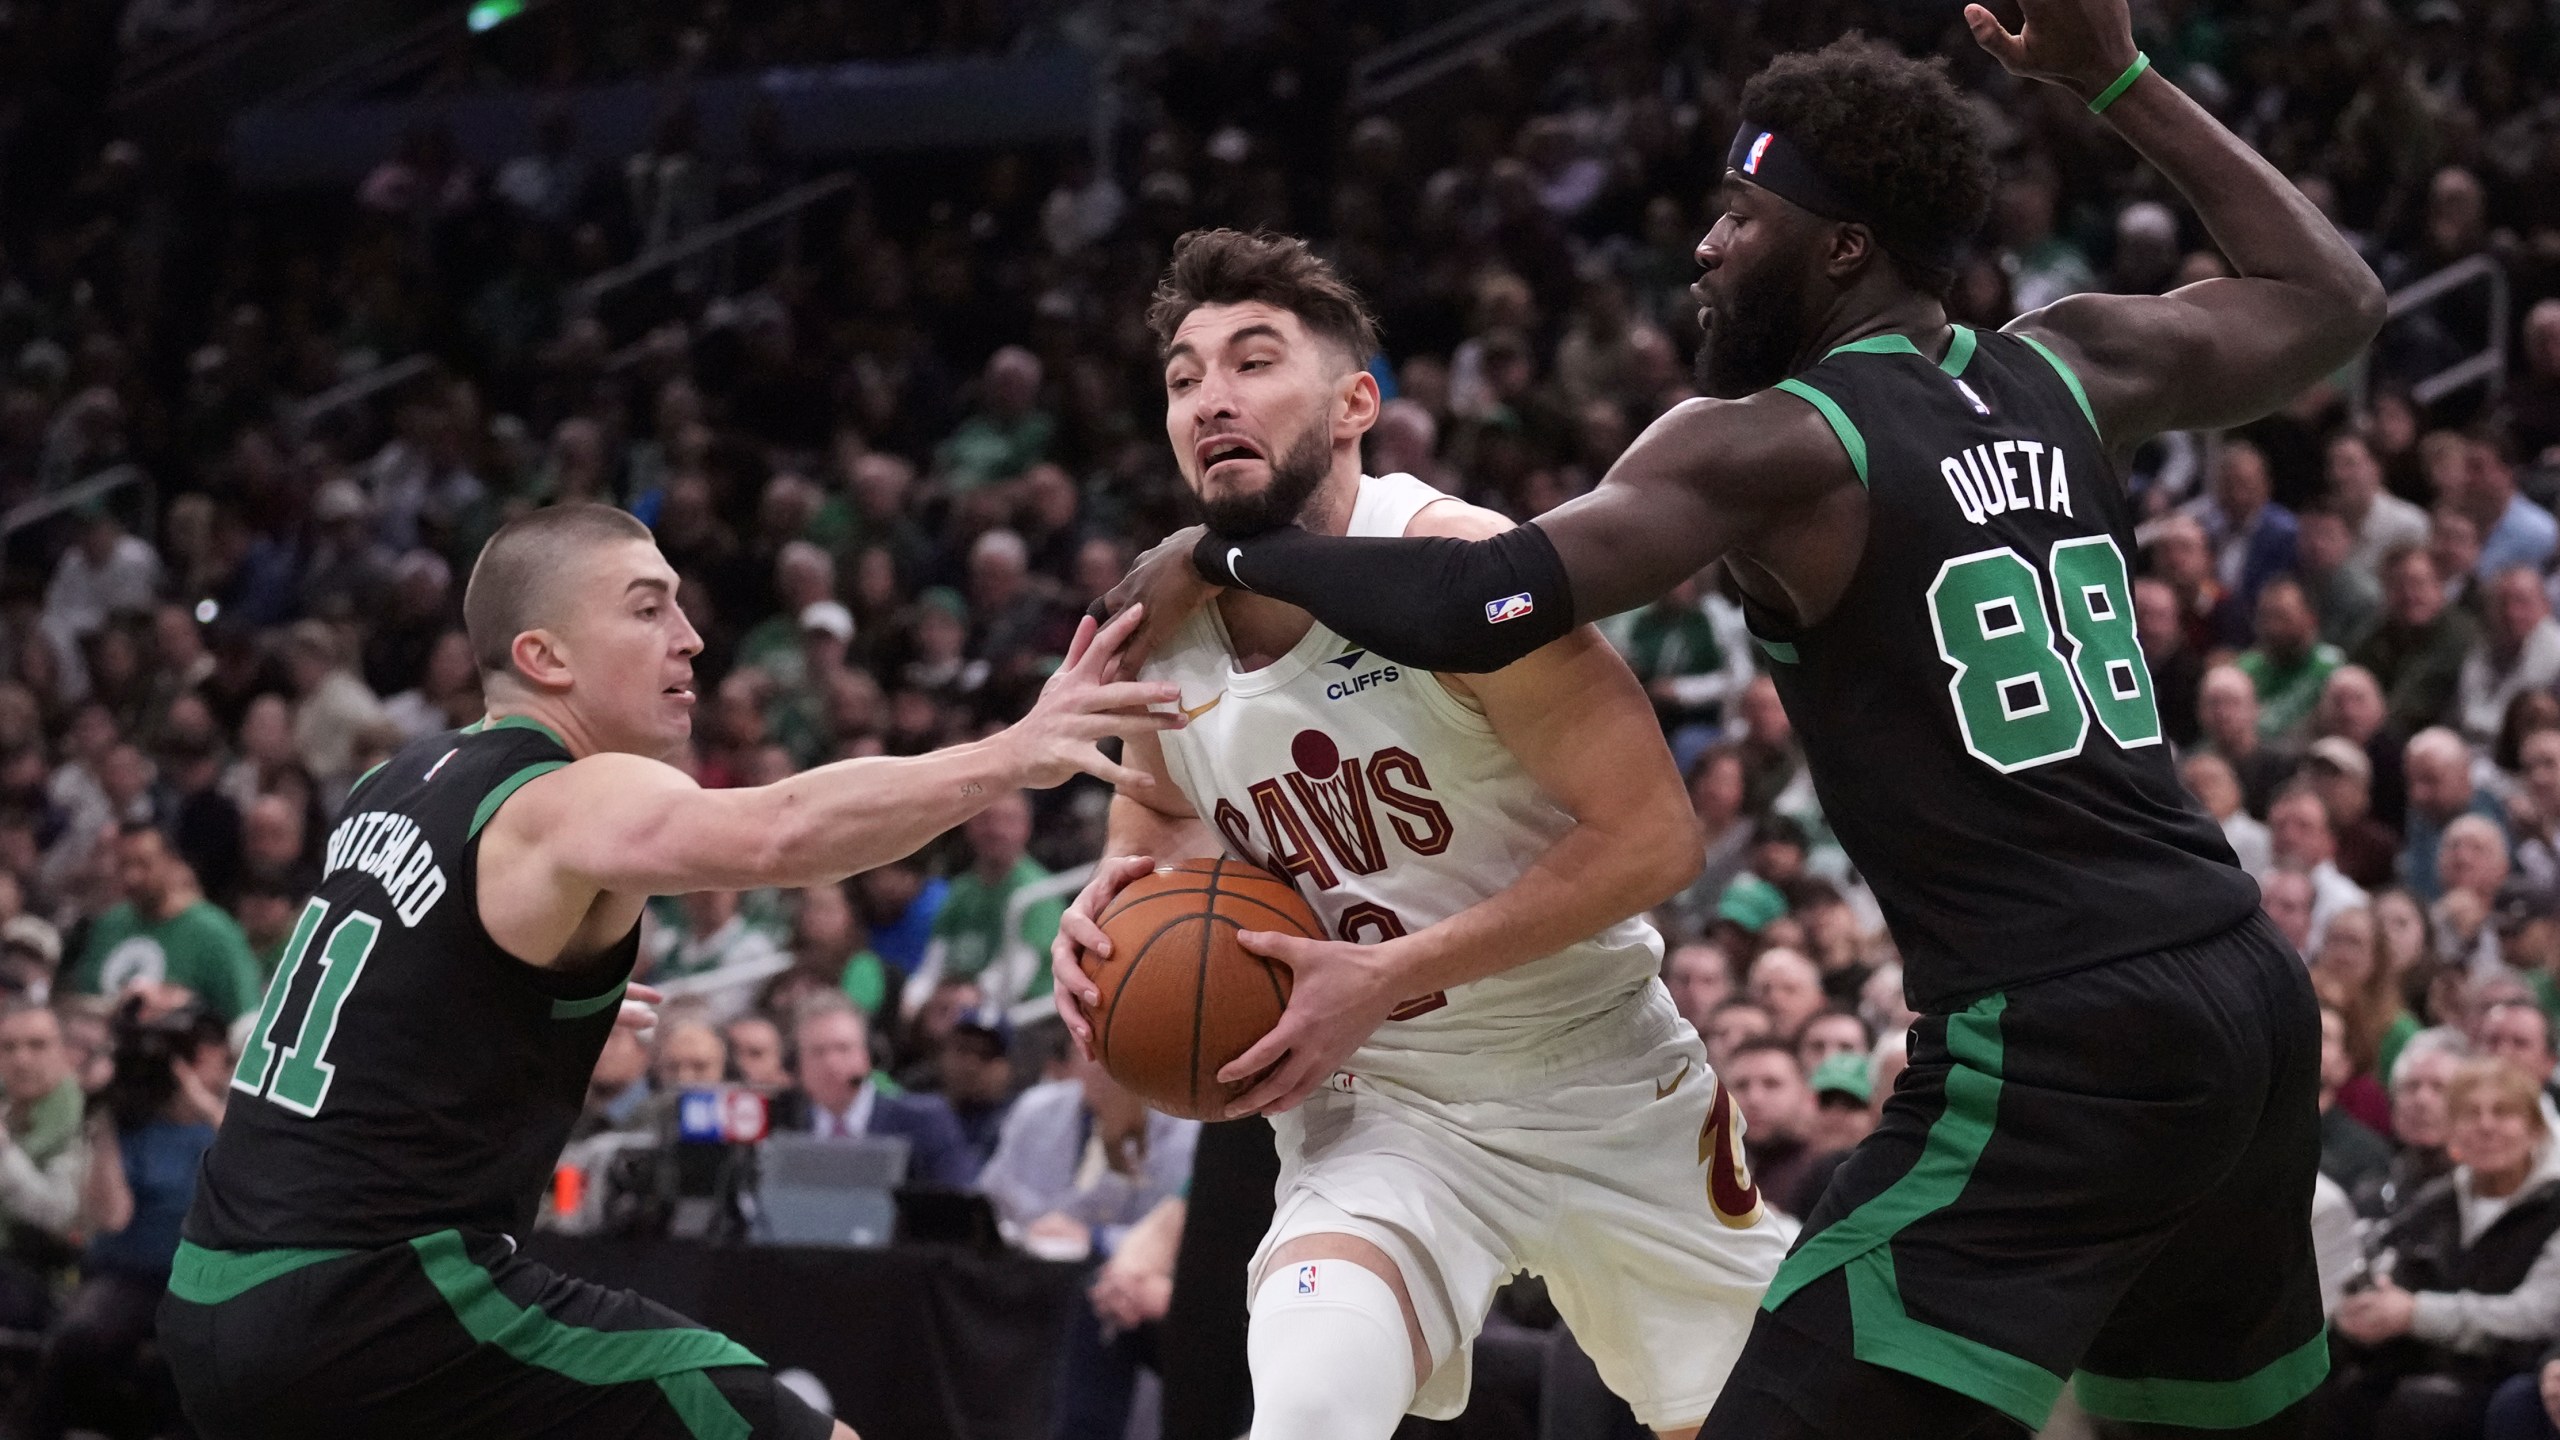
[933,856,1065,999]
[71,899,264,1022]
[2235,642,2343,743]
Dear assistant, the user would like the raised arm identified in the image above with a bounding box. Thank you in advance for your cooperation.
[1116,390,1846,674]
[1973,0,2387,446]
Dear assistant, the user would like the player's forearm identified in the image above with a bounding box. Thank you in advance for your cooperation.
[1103,791,1221,863]
[1192,525,1576,673]
[2095,68,2385,350]
[1379,809,1702,999]
[745,738,1037,887]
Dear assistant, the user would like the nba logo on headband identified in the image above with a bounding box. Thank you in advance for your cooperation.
[1743,132,1774,175]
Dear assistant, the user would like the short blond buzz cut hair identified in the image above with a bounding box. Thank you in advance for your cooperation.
[463,502,656,679]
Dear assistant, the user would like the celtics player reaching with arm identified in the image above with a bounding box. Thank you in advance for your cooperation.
[1105,5,2386,1440]
[162,503,1178,1440]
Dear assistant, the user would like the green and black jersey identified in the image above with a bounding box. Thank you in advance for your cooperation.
[185,717,637,1251]
[1744,326,2258,1013]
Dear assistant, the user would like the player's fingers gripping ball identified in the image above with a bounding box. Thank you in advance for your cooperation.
[1084,858,1319,1120]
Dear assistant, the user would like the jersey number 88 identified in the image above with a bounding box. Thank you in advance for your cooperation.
[1924,537,2161,774]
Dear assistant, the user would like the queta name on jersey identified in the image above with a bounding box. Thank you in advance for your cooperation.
[321,810,449,926]
[1941,436,2074,526]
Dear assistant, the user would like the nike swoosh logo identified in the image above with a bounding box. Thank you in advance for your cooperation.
[1226,548,1250,589]
[1655,1059,1693,1101]
[1181,691,1226,722]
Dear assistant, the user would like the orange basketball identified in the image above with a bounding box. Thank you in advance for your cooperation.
[1084,858,1318,1121]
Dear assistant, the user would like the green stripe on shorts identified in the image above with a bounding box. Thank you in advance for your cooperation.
[168,1240,357,1305]
[408,1229,763,1440]
[2072,1330,2330,1430]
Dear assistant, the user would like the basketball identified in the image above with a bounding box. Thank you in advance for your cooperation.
[1084,858,1320,1121]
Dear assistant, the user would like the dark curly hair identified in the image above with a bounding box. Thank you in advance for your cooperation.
[1739,37,1995,296]
[1147,229,1381,366]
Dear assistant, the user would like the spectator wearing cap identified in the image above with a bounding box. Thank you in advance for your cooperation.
[2329,429,2431,586]
[0,1001,85,1328]
[1,917,61,999]
[2310,734,2403,888]
[2356,546,2479,739]
[2406,728,2509,902]
[1806,1051,1877,1155]
[2296,503,2384,651]
[2237,578,2345,746]
[65,825,260,1023]
[939,1007,1016,1171]
[1709,872,1786,964]
[734,540,836,684]
[2459,568,2560,747]
[769,600,855,768]
[283,620,388,801]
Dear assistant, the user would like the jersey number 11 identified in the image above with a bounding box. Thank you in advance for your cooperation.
[231,897,382,1117]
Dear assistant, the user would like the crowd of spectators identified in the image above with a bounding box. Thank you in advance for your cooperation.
[1,0,2560,1434]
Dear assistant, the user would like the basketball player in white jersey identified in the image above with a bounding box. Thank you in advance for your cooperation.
[1051,230,1786,1440]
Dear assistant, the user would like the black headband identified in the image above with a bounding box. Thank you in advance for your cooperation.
[1726,123,1959,273]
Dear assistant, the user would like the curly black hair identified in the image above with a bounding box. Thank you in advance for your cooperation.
[1739,37,1995,296]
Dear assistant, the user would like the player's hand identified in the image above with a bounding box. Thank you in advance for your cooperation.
[1964,0,2139,102]
[1096,526,1218,678]
[1091,1265,1173,1330]
[1004,606,1185,790]
[1215,931,1401,1119]
[615,982,664,1036]
[1053,854,1160,1060]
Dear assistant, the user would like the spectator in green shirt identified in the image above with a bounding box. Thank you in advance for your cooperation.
[901,791,1064,1018]
[930,347,1053,493]
[66,825,262,1023]
[2235,578,2344,746]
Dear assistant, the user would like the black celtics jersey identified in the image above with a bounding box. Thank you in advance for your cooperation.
[1746,325,2258,1013]
[186,717,636,1250]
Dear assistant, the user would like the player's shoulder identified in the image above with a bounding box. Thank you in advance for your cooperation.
[1136,603,1226,684]
[1403,494,1512,541]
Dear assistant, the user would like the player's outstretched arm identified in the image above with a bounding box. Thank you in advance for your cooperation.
[1117,390,1839,675]
[1973,0,2387,445]
[486,609,1181,915]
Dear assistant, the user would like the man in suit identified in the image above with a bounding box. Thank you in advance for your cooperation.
[774,995,979,1188]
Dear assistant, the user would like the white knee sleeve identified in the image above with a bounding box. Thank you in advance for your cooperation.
[1246,1258,1418,1440]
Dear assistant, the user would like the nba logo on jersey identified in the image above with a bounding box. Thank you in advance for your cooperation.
[1742,132,1774,174]
[1954,378,1992,416]
[1296,1263,1320,1295]
[1486,593,1536,624]
[423,748,458,782]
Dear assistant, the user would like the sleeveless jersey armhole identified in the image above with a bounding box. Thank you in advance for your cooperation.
[1772,379,1868,488]
[2012,332,2103,441]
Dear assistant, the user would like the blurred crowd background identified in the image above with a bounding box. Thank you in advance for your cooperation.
[3,0,2560,1436]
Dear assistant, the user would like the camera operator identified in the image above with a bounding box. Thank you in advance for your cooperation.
[11,999,226,1439]
[0,1002,88,1330]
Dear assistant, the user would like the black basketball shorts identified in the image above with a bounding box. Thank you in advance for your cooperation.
[159,1228,832,1440]
[1706,912,2329,1437]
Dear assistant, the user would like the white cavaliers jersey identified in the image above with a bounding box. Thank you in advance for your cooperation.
[1146,473,1664,1094]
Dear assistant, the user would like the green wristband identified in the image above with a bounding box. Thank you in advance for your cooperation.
[2087,52,2151,114]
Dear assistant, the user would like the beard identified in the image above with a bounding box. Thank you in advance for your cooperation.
[1199,420,1331,535]
[1696,260,1813,400]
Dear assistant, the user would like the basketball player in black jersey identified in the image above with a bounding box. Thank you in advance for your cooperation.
[1090,0,2386,1435]
[159,503,1181,1440]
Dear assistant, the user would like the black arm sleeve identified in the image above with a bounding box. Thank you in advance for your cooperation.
[1189,522,1577,673]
